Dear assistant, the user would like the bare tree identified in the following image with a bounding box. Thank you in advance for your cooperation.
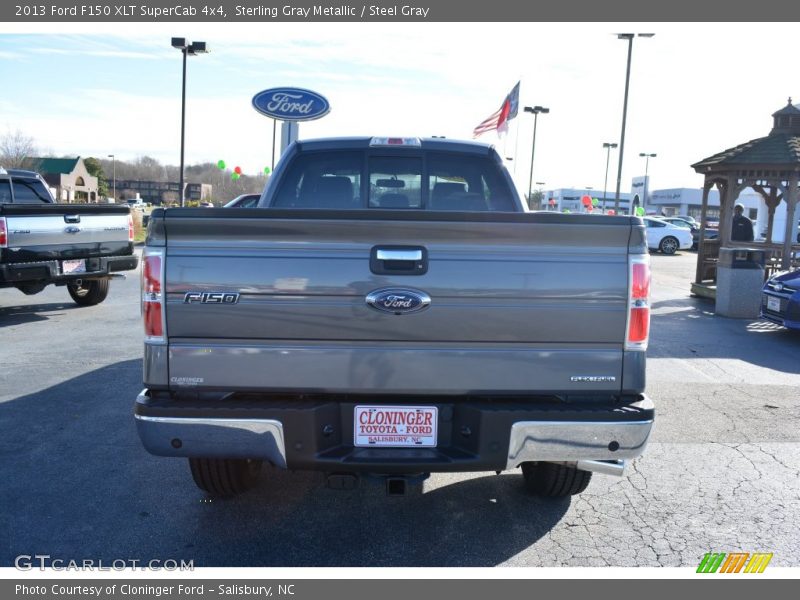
[0,129,39,169]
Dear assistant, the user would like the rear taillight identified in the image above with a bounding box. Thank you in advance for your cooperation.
[626,256,651,349]
[128,212,134,242]
[0,217,6,248]
[141,249,165,343]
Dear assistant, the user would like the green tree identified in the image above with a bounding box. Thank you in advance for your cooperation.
[527,189,544,210]
[84,157,109,198]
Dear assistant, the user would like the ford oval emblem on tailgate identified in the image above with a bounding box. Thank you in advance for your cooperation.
[366,288,431,315]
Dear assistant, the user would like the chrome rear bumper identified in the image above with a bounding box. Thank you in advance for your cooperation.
[134,390,653,475]
[506,419,653,470]
[135,413,287,468]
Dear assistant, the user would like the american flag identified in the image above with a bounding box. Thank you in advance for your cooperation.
[473,82,520,138]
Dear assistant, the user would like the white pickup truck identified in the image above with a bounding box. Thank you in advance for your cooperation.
[0,167,138,305]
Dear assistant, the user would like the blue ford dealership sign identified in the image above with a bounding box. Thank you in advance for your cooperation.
[252,87,330,121]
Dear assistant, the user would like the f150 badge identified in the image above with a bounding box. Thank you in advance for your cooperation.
[366,288,431,315]
[183,292,240,304]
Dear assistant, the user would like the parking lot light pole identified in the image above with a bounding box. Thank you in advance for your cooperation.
[639,152,657,214]
[171,37,208,207]
[614,33,654,213]
[107,154,115,202]
[602,142,618,212]
[524,105,550,208]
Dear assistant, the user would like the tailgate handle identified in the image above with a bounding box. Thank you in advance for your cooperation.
[371,246,428,276]
[64,214,81,223]
[376,249,422,261]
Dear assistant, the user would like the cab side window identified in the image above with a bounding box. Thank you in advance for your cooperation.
[0,180,11,203]
[12,178,53,203]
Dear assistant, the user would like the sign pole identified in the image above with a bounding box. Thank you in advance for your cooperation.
[271,119,277,170]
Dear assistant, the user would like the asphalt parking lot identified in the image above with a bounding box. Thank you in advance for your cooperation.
[1,249,799,568]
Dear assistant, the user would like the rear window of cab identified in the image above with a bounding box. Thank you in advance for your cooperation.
[270,151,516,211]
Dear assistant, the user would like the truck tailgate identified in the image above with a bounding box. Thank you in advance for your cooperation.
[1,204,132,261]
[159,210,636,395]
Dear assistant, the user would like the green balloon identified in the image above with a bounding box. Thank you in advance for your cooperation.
[264,167,271,174]
[217,160,226,170]
[231,172,240,180]
[592,198,599,206]
[636,206,645,216]
[563,209,571,213]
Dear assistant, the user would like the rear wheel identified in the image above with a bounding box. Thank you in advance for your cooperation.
[521,462,592,497]
[189,458,262,497]
[67,278,110,306]
[659,236,679,255]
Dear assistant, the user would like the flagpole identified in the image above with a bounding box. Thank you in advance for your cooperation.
[513,108,521,174]
[512,81,522,174]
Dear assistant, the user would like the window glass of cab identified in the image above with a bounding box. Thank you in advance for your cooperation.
[271,151,361,209]
[368,157,422,209]
[0,180,11,203]
[12,178,53,203]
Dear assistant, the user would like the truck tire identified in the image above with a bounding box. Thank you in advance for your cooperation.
[67,279,110,306]
[521,462,592,497]
[189,458,262,497]
[659,236,679,255]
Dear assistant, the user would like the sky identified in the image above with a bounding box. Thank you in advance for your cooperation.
[1,22,798,195]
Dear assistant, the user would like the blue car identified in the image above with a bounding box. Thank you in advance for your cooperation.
[761,270,800,329]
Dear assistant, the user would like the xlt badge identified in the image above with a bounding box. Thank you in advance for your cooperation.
[183,292,240,304]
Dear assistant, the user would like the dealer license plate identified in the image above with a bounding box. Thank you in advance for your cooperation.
[767,296,781,312]
[354,405,438,447]
[62,259,86,274]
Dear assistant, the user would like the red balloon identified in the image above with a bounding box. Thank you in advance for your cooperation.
[581,195,592,206]
[586,204,593,212]
[234,166,242,175]
[607,209,616,216]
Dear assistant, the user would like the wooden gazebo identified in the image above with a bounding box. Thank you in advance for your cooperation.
[691,99,800,291]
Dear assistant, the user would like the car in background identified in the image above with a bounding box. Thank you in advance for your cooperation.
[660,216,698,233]
[761,270,800,330]
[654,217,703,250]
[125,198,147,211]
[224,193,260,208]
[642,216,694,254]
[672,215,698,227]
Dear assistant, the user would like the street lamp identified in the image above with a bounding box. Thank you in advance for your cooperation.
[107,154,115,203]
[602,142,618,212]
[524,105,550,207]
[171,37,208,207]
[613,33,654,212]
[639,152,657,214]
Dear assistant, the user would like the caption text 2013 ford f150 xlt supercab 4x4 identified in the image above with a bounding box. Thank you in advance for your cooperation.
[134,137,654,498]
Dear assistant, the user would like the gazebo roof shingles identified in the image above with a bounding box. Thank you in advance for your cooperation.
[692,133,800,171]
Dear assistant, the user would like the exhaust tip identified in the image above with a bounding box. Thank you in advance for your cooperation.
[576,459,627,477]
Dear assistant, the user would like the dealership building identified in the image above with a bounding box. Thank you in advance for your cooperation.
[541,181,796,241]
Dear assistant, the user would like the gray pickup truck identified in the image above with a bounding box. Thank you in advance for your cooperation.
[0,167,138,305]
[135,137,654,498]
